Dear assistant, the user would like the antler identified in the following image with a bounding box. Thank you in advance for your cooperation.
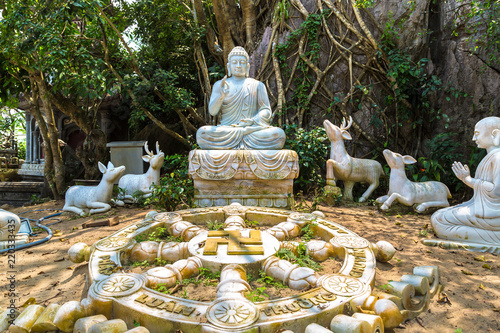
[156,141,162,154]
[144,142,154,156]
[340,116,353,131]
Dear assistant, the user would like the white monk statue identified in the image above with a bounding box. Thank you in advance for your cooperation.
[196,46,286,150]
[431,116,500,246]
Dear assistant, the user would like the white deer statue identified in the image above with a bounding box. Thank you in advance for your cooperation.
[323,116,383,202]
[117,141,165,203]
[63,161,125,216]
[376,149,451,212]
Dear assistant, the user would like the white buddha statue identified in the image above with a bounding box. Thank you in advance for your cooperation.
[196,46,286,150]
[431,116,500,246]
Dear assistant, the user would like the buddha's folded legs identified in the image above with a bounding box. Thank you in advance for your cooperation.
[197,125,286,150]
[242,127,286,150]
[431,204,500,245]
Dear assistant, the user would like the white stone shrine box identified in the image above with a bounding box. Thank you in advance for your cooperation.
[106,141,146,177]
[189,150,299,208]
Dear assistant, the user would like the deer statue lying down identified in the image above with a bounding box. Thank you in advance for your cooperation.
[376,149,451,212]
[323,116,384,202]
[63,161,125,216]
[118,141,164,203]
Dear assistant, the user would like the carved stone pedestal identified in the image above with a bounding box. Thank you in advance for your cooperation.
[188,150,299,208]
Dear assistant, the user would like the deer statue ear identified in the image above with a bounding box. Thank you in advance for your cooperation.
[492,128,500,146]
[107,161,115,169]
[341,131,352,140]
[142,155,151,163]
[402,155,417,164]
[98,161,106,173]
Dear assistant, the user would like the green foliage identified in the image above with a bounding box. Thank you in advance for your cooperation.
[152,283,171,294]
[378,281,393,292]
[256,270,287,289]
[0,0,122,104]
[377,13,443,154]
[207,220,224,230]
[284,125,328,192]
[132,190,148,207]
[453,0,500,67]
[180,267,220,286]
[246,287,268,302]
[0,109,25,142]
[276,243,322,271]
[300,222,317,242]
[149,154,194,211]
[132,260,150,268]
[406,133,465,191]
[275,12,327,116]
[17,141,26,160]
[125,68,195,135]
[135,226,181,243]
[245,219,259,227]
[155,257,169,266]
[355,0,375,8]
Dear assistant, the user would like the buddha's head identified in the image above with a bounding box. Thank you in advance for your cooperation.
[227,46,250,78]
[473,116,500,149]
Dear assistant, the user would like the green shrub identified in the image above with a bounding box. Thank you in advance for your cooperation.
[149,154,194,211]
[17,140,26,159]
[406,133,465,191]
[284,125,328,192]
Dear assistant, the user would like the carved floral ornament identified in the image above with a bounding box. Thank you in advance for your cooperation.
[84,205,383,332]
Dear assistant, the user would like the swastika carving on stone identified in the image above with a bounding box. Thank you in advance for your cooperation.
[203,230,264,255]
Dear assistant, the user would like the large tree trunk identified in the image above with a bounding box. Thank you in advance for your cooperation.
[28,76,60,198]
[34,74,66,197]
[212,0,235,61]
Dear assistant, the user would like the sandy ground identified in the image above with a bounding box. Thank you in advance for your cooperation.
[0,200,498,333]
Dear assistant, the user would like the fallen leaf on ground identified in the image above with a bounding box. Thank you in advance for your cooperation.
[54,258,64,262]
[53,230,62,237]
[461,270,473,275]
[38,271,45,275]
[482,264,492,270]
[474,255,485,261]
[395,222,402,226]
[437,292,451,305]
[478,283,485,290]
[20,297,37,307]
[22,275,31,280]
[59,238,68,242]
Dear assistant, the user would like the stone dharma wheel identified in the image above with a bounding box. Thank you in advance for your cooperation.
[80,205,377,333]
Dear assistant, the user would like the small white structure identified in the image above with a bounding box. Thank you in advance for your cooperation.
[323,116,383,202]
[63,162,125,216]
[376,149,451,212]
[117,142,164,203]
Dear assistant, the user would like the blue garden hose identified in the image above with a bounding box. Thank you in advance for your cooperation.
[0,210,63,254]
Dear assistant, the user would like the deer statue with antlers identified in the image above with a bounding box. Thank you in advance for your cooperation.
[118,141,165,203]
[323,116,384,202]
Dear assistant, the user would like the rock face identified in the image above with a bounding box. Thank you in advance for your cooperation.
[369,0,500,151]
[250,0,499,157]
